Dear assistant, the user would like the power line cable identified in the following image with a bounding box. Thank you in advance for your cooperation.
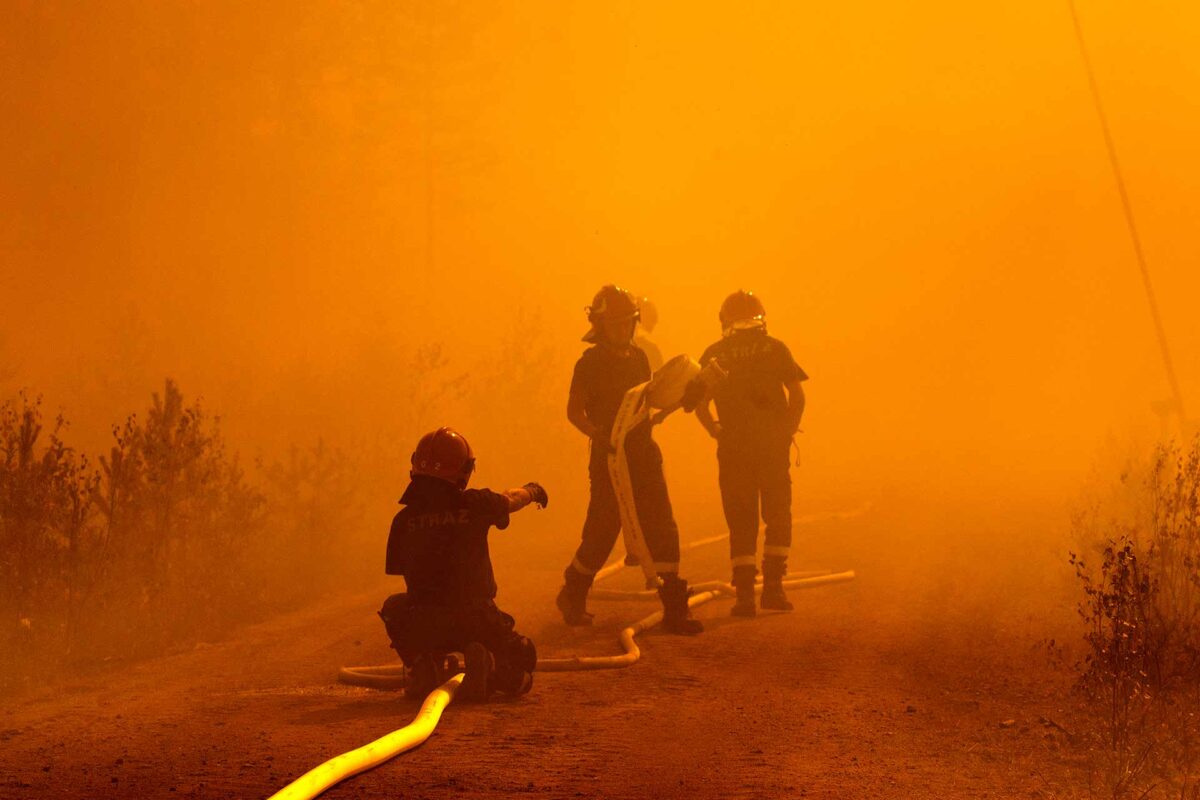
[1068,0,1187,427]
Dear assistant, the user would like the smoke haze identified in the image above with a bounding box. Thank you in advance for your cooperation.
[3,0,1198,560]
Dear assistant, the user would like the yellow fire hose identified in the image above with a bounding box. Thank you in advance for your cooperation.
[267,673,464,800]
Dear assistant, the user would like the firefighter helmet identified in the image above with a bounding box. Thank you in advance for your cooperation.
[410,427,475,488]
[719,290,766,334]
[583,285,640,342]
[638,297,658,333]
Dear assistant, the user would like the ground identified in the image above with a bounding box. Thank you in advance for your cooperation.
[0,502,1086,799]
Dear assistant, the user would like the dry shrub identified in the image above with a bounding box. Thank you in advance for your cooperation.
[1070,437,1200,798]
[0,380,369,693]
[0,393,96,666]
[90,380,267,655]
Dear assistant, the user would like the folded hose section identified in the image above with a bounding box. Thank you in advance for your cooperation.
[266,673,464,800]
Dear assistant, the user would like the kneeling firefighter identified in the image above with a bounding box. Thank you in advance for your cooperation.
[556,285,704,635]
[379,427,548,701]
[694,291,808,617]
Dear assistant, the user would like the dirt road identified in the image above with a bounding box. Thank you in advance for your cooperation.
[0,503,1084,798]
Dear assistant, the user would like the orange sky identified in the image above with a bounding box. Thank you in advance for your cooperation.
[2,1,1198,519]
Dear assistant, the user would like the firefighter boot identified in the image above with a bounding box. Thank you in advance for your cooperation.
[658,575,704,635]
[405,653,439,699]
[760,556,794,611]
[460,641,495,702]
[555,566,594,626]
[493,635,537,696]
[730,565,758,618]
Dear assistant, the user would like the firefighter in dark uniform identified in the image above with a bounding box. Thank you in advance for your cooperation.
[555,285,704,635]
[379,427,548,701]
[694,291,807,617]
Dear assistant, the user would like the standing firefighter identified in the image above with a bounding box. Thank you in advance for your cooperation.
[556,285,704,635]
[379,427,549,701]
[694,291,807,617]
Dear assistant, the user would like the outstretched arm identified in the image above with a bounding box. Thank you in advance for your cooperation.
[502,482,549,512]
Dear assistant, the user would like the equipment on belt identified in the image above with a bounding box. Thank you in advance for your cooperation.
[410,427,475,489]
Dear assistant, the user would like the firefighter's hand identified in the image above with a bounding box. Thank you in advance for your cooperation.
[523,482,549,509]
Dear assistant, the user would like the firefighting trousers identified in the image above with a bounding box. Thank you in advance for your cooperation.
[717,435,792,570]
[569,434,682,577]
[378,593,536,676]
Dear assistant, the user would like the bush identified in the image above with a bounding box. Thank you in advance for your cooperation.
[0,393,96,666]
[1070,437,1200,798]
[0,380,370,692]
[90,380,267,654]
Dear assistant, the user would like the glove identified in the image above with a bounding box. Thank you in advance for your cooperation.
[523,482,549,509]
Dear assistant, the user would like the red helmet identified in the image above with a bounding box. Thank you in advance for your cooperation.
[719,290,766,334]
[583,285,640,342]
[410,427,475,488]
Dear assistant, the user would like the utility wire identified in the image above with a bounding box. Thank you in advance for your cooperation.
[1068,0,1187,427]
